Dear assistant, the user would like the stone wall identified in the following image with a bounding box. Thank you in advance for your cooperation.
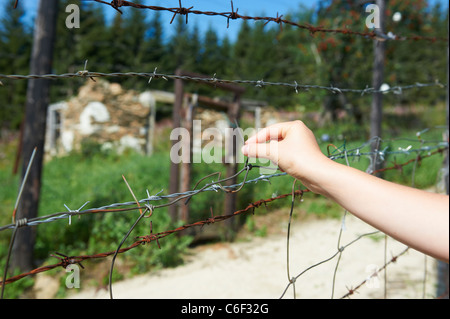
[46,79,167,156]
[45,79,277,157]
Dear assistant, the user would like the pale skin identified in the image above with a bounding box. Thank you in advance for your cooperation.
[241,121,449,263]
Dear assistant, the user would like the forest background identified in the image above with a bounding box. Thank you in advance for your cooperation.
[0,0,448,129]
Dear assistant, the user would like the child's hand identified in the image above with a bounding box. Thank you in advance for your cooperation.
[241,121,329,194]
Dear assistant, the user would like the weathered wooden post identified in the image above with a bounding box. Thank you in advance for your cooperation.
[169,70,184,222]
[12,0,58,273]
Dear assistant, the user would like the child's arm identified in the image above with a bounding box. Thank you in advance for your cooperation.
[242,121,449,263]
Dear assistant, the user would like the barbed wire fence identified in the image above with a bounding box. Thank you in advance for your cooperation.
[1,0,449,300]
[0,124,448,298]
[1,69,447,95]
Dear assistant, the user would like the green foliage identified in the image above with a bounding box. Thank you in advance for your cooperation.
[0,266,34,299]
[30,150,191,272]
[302,194,343,220]
[245,217,268,238]
[0,4,32,129]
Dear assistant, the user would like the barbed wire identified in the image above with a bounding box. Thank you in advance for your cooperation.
[281,139,447,299]
[84,0,448,43]
[340,247,410,299]
[0,132,447,298]
[0,69,447,96]
[0,188,307,287]
[10,0,448,43]
[0,140,446,233]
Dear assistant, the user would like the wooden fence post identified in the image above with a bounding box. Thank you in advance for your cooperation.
[224,94,241,238]
[169,70,184,222]
[370,0,385,174]
[11,0,58,273]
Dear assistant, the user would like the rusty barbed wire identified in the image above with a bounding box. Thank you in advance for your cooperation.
[0,137,446,297]
[0,186,407,298]
[340,247,410,299]
[10,0,448,42]
[86,0,448,43]
[0,188,307,287]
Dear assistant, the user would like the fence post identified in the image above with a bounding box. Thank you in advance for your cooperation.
[370,0,385,174]
[169,70,184,222]
[180,94,193,222]
[11,0,58,273]
[224,94,241,239]
[146,97,156,156]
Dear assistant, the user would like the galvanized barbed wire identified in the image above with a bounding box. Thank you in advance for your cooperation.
[0,140,446,233]
[87,0,448,43]
[0,169,286,233]
[279,227,381,299]
[0,70,447,96]
[0,140,446,294]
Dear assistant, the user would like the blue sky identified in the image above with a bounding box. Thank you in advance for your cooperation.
[6,0,450,42]
[12,0,318,41]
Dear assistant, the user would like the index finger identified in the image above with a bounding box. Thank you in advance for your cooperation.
[245,122,291,145]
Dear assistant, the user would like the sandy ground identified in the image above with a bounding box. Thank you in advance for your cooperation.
[60,211,438,300]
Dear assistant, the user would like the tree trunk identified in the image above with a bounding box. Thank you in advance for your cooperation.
[11,0,58,273]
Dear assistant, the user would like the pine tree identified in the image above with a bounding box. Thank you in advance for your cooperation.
[68,2,109,70]
[0,4,32,130]
[140,11,166,91]
[163,16,200,73]
[107,12,128,72]
[52,0,82,100]
[220,35,233,78]
[145,11,165,65]
[232,20,252,79]
[199,26,222,76]
[121,4,151,90]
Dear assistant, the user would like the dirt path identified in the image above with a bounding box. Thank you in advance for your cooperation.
[65,212,438,299]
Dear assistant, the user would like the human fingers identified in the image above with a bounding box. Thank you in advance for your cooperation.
[241,140,279,163]
[244,122,292,145]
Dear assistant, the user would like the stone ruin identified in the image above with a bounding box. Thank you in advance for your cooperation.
[45,79,279,158]
[45,79,172,157]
